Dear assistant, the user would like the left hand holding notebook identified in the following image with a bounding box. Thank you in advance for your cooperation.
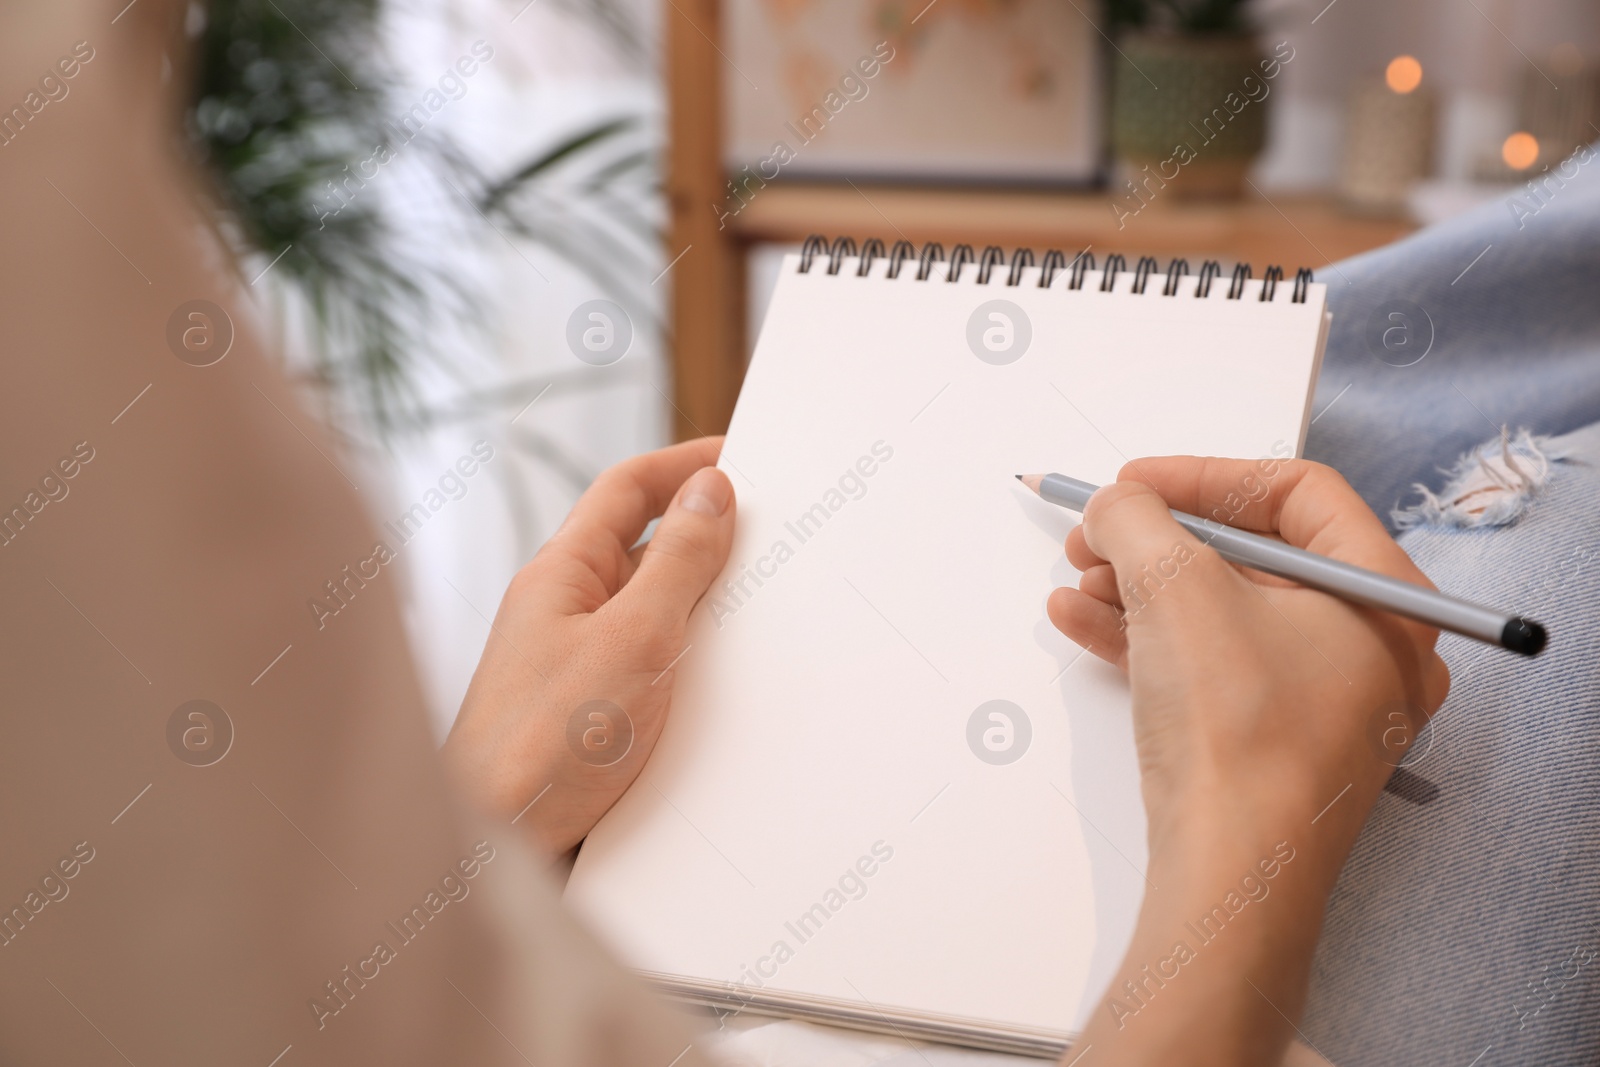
[1055,455,1450,1064]
[443,437,735,858]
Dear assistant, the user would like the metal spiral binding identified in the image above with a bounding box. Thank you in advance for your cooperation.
[825,236,855,276]
[856,237,885,278]
[947,244,975,282]
[1131,255,1159,294]
[1006,248,1034,287]
[797,234,1313,303]
[1038,250,1068,288]
[1163,259,1190,297]
[1292,268,1313,303]
[887,240,915,279]
[1260,265,1284,302]
[1228,263,1252,300]
[1099,254,1126,292]
[1069,251,1095,290]
[975,246,1005,285]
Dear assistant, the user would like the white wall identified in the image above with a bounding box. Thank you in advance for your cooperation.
[365,0,668,739]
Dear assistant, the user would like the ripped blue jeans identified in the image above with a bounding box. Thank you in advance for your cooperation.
[1296,157,1600,1065]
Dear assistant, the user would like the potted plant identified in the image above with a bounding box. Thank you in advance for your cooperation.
[1103,0,1276,200]
[190,0,657,438]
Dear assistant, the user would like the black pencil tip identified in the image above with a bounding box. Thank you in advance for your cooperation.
[1014,474,1023,481]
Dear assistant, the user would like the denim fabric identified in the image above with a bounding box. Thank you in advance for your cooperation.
[1301,419,1600,1066]
[1303,151,1600,525]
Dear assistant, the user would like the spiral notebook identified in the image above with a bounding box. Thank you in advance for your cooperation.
[566,237,1332,1056]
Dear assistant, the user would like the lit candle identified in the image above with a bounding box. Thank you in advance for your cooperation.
[1340,55,1437,213]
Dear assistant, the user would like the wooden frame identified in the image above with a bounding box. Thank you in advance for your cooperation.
[663,0,745,441]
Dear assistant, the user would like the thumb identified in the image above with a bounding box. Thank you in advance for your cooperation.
[1080,481,1224,621]
[618,466,735,636]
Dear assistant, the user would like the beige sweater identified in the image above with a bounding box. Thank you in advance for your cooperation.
[0,3,710,1063]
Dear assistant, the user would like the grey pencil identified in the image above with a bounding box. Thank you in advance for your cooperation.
[1017,472,1547,656]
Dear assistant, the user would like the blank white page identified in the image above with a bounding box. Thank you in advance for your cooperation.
[566,254,1329,1042]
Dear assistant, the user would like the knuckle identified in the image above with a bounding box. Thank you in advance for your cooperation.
[1295,460,1350,496]
[1296,458,1337,479]
[504,559,544,605]
[646,528,708,571]
[1085,480,1154,523]
[1183,541,1232,583]
[591,460,644,504]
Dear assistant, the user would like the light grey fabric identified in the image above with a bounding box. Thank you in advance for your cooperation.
[1303,420,1600,1066]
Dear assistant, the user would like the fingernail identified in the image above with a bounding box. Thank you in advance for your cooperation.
[680,467,731,516]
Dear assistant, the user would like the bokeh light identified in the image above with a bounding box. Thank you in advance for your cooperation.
[1502,131,1540,170]
[1385,55,1423,94]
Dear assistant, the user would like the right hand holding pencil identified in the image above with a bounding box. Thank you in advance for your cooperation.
[1047,456,1450,1067]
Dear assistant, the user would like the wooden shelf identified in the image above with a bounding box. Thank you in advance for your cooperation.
[661,3,1414,439]
[730,181,1416,271]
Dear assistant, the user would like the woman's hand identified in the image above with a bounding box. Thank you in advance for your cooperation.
[442,437,735,860]
[1048,456,1449,1066]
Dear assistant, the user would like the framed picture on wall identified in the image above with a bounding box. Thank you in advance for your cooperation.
[722,0,1104,185]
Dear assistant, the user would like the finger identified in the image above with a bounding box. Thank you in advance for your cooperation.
[538,437,724,613]
[1064,524,1104,573]
[1077,563,1121,606]
[1118,456,1434,589]
[1079,480,1245,628]
[1118,455,1289,534]
[1046,587,1127,667]
[607,466,736,644]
